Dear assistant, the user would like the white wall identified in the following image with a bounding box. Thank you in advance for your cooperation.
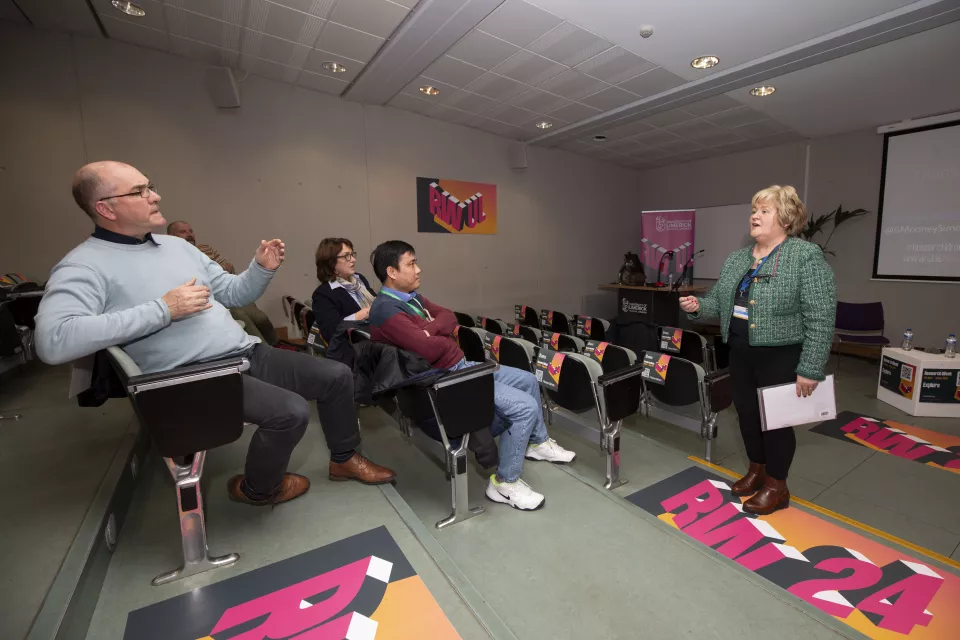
[0,22,641,326]
[632,130,960,343]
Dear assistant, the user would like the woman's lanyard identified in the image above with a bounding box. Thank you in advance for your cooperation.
[739,243,782,294]
[380,289,432,320]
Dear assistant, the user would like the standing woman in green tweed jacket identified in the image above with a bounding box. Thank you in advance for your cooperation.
[679,185,836,515]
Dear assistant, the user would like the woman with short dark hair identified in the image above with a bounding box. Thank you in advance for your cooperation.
[312,238,376,343]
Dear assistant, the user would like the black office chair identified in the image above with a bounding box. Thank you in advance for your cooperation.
[106,346,247,585]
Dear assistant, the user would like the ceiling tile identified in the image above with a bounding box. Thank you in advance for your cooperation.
[702,105,768,128]
[681,94,743,117]
[388,0,420,8]
[631,129,684,147]
[575,46,656,85]
[547,101,600,124]
[302,48,363,80]
[629,146,673,160]
[447,30,519,71]
[164,0,246,24]
[638,109,696,128]
[242,29,301,66]
[696,129,750,147]
[754,131,808,145]
[248,0,323,43]
[296,69,350,94]
[465,73,529,102]
[423,55,486,88]
[617,67,686,97]
[165,6,241,51]
[269,0,337,19]
[520,114,564,132]
[664,118,722,139]
[169,35,229,65]
[491,50,565,86]
[401,75,459,99]
[538,69,607,101]
[477,0,563,48]
[441,90,498,115]
[93,0,165,31]
[485,103,540,126]
[682,149,725,162]
[580,146,624,161]
[731,119,792,139]
[426,104,475,125]
[580,86,638,111]
[327,0,408,38]
[654,138,708,154]
[603,138,645,154]
[470,117,525,139]
[558,140,595,152]
[507,88,569,114]
[388,92,435,115]
[241,53,298,83]
[314,21,383,63]
[601,118,654,138]
[526,22,612,67]
[102,16,170,52]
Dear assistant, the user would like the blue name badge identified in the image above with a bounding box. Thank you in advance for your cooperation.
[733,305,749,320]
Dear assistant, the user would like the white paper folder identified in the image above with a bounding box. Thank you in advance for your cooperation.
[757,375,837,431]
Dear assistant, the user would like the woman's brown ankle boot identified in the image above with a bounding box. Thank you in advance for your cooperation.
[731,462,766,496]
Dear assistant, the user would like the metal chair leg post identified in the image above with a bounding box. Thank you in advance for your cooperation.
[437,434,484,529]
[602,421,626,490]
[152,452,239,586]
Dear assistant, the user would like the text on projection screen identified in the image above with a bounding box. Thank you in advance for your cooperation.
[876,122,960,280]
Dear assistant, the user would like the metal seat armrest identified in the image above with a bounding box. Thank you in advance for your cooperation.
[433,359,498,389]
[597,362,645,386]
[127,357,250,393]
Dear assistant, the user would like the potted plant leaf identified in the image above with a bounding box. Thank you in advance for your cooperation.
[800,204,869,255]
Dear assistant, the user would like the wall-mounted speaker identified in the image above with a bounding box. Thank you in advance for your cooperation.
[509,141,528,169]
[204,66,241,108]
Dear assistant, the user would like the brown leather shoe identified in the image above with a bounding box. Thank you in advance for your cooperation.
[731,462,766,496]
[227,473,310,505]
[329,453,396,485]
[743,476,790,515]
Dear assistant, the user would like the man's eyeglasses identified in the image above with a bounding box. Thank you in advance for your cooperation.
[337,251,358,261]
[98,184,158,201]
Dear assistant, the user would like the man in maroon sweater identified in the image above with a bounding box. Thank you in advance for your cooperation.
[369,241,575,511]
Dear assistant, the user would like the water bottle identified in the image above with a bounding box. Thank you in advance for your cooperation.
[946,334,957,358]
[902,329,914,351]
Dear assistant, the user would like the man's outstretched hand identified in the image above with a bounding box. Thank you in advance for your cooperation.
[162,278,212,320]
[255,239,285,270]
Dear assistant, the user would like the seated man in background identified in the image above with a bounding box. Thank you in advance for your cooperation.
[368,240,575,512]
[166,220,279,346]
[36,161,396,506]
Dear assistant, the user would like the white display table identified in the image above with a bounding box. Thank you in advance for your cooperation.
[876,347,960,417]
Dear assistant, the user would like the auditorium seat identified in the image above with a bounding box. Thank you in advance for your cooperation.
[391,361,498,528]
[507,322,542,345]
[574,316,611,342]
[540,309,576,335]
[479,316,508,335]
[640,354,732,462]
[453,325,488,363]
[105,346,246,585]
[514,304,541,329]
[658,327,713,372]
[453,311,478,328]
[484,332,538,373]
[542,331,585,354]
[583,340,638,375]
[537,348,645,489]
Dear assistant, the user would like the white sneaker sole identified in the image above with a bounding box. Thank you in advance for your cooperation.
[524,450,577,464]
[485,485,545,511]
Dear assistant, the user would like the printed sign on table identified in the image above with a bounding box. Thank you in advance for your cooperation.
[880,355,917,399]
[919,369,960,404]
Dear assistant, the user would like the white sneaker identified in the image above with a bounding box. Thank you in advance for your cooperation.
[525,438,577,464]
[485,476,545,511]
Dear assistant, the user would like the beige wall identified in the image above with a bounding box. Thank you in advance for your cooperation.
[632,130,959,344]
[1,22,640,327]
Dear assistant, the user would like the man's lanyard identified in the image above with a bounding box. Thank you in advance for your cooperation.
[380,289,430,320]
[739,243,782,294]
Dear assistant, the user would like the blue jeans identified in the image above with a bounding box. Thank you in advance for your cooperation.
[452,360,549,482]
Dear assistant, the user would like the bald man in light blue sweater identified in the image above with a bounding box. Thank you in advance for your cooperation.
[36,161,396,505]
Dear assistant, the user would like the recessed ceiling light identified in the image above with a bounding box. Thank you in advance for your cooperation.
[593,135,608,142]
[750,85,776,97]
[321,62,347,74]
[419,85,440,96]
[691,55,719,69]
[535,121,553,130]
[111,0,145,16]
